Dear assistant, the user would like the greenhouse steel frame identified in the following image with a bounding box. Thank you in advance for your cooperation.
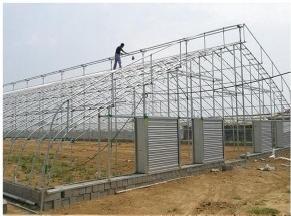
[3,24,291,188]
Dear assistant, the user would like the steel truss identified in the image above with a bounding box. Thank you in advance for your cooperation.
[3,24,290,187]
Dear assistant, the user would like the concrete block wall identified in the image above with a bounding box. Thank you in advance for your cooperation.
[3,181,41,206]
[42,161,224,210]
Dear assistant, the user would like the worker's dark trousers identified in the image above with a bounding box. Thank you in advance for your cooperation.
[113,54,121,70]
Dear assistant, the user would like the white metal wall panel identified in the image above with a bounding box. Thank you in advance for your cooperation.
[253,121,272,153]
[274,121,290,148]
[282,121,290,147]
[135,117,179,174]
[203,120,224,163]
[147,118,179,173]
[192,118,224,164]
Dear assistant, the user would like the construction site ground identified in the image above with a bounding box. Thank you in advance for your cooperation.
[6,148,290,215]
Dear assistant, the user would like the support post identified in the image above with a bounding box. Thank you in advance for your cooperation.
[239,29,246,148]
[233,45,239,150]
[107,106,112,180]
[198,57,203,118]
[220,49,224,119]
[212,52,215,117]
[167,72,170,117]
[97,113,101,179]
[190,61,193,118]
[133,87,136,116]
[150,54,154,116]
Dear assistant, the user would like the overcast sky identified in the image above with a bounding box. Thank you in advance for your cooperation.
[3,3,290,84]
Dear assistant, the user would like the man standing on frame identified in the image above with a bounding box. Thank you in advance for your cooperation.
[113,43,128,70]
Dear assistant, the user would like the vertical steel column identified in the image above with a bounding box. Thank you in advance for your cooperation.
[107,106,112,180]
[176,66,181,166]
[258,64,262,120]
[220,49,224,119]
[142,51,145,84]
[203,33,206,50]
[262,74,265,115]
[14,95,17,131]
[142,84,146,117]
[220,48,225,154]
[150,54,154,116]
[25,86,28,135]
[60,71,64,81]
[97,113,101,179]
[198,57,203,118]
[233,45,239,149]
[111,73,115,107]
[66,100,70,136]
[142,52,146,117]
[133,87,136,116]
[270,64,274,118]
[179,42,182,68]
[222,27,225,47]
[82,74,86,136]
[190,61,193,118]
[82,65,86,76]
[167,72,170,117]
[249,61,254,117]
[185,40,190,159]
[280,76,284,118]
[212,52,215,117]
[176,70,180,118]
[111,72,117,165]
[231,95,235,146]
[239,28,246,148]
[185,41,189,118]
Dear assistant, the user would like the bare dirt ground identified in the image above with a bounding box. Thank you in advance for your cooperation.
[3,139,248,187]
[6,149,290,215]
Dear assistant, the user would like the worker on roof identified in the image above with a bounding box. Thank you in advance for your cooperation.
[113,43,128,70]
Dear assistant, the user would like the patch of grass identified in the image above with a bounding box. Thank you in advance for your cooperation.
[232,195,241,200]
[249,207,280,215]
[166,207,178,213]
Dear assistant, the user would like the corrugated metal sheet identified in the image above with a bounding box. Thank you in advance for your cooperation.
[203,120,224,163]
[282,121,290,147]
[147,118,179,173]
[192,118,224,164]
[274,121,290,148]
[253,121,272,153]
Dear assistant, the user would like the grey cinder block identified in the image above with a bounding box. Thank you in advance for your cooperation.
[85,186,92,193]
[98,184,105,192]
[45,192,61,201]
[43,201,53,211]
[84,193,91,201]
[79,188,86,195]
[122,179,128,186]
[61,198,70,207]
[63,190,72,198]
[90,192,99,199]
[104,183,110,190]
[110,181,117,189]
[53,199,62,209]
[70,194,84,203]
[92,185,98,192]
[117,180,123,188]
